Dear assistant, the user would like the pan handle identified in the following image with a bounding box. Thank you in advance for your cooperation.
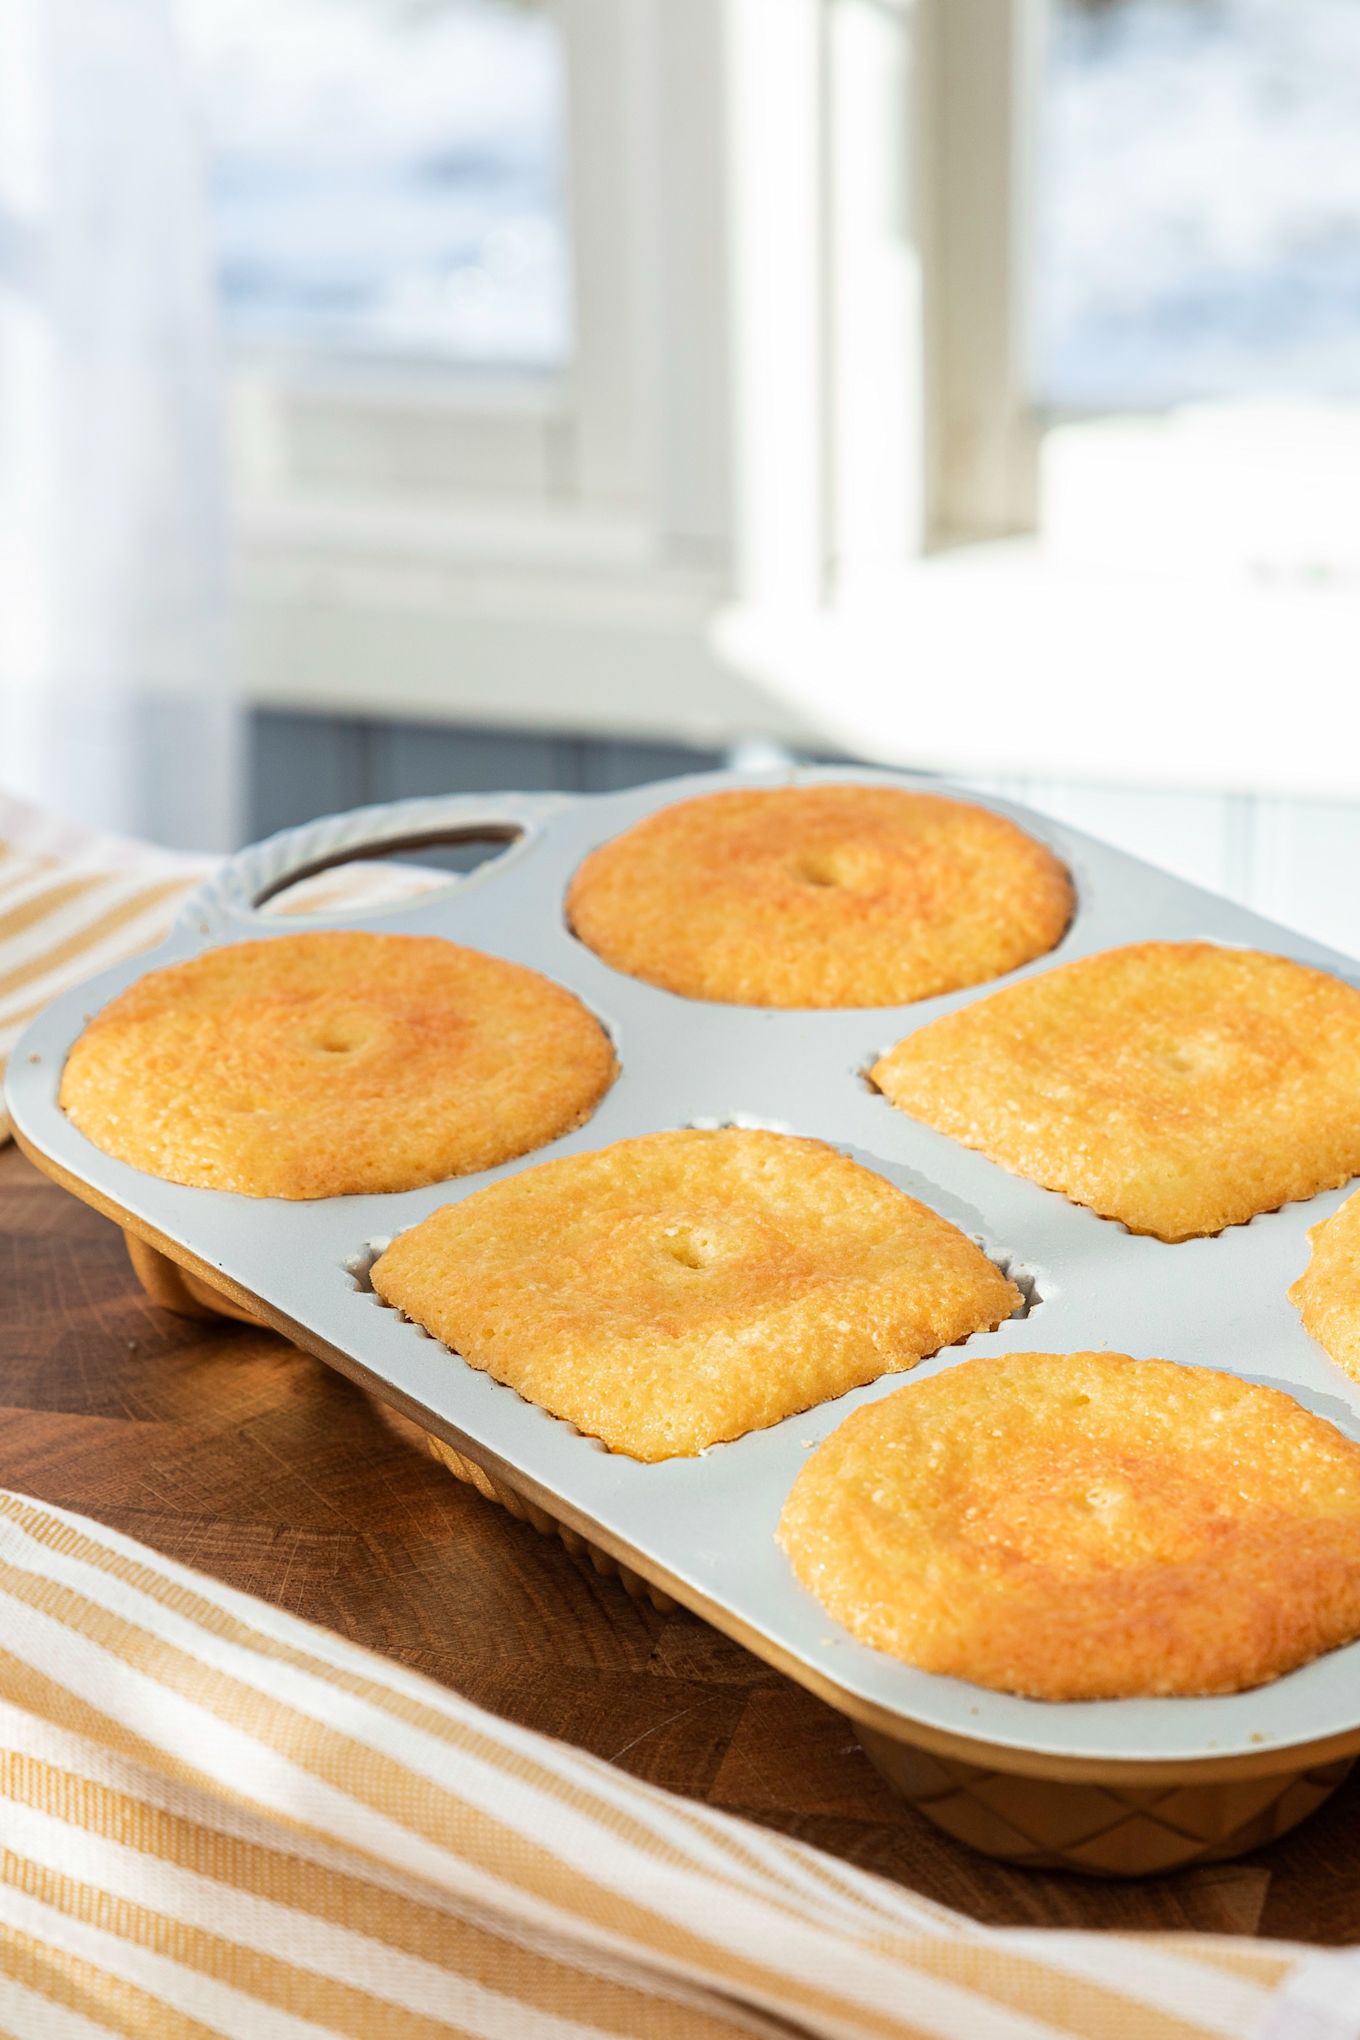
[179,790,572,940]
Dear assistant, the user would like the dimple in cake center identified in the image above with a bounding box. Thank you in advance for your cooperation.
[659,1225,722,1270]
[795,849,849,889]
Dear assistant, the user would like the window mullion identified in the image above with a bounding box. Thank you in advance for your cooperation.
[919,0,1043,546]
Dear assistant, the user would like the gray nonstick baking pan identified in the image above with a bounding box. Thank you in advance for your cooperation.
[11,765,1360,1874]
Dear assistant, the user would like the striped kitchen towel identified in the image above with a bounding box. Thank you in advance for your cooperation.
[0,1486,1321,2040]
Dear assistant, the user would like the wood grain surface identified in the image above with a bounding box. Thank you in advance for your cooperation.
[3,1141,1357,1943]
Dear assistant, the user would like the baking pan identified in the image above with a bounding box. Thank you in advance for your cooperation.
[11,765,1360,1875]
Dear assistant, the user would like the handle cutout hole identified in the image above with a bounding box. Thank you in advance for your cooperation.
[257,825,525,917]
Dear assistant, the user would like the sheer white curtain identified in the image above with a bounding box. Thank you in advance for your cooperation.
[0,0,238,852]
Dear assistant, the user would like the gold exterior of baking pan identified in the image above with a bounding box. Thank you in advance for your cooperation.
[89,1213,1358,1878]
[118,1227,676,1613]
[858,1733,1353,1876]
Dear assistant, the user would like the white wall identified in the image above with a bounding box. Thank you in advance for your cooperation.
[970,774,1360,958]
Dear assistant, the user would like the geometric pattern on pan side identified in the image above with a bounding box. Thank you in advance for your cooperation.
[59,930,618,1198]
[567,784,1074,1007]
[779,1351,1360,1700]
[859,1736,1355,1875]
[872,940,1360,1240]
[1292,1187,1360,1382]
[423,1434,678,1610]
[371,1128,1021,1460]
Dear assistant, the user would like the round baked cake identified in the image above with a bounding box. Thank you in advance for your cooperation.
[1292,1189,1360,1382]
[60,931,617,1198]
[779,1350,1360,1700]
[871,940,1360,1241]
[369,1127,1020,1460]
[565,784,1073,1007]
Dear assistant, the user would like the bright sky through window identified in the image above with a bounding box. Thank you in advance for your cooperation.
[1037,0,1360,408]
[174,0,570,367]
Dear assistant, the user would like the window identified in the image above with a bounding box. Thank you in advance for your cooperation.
[723,0,1360,800]
[184,0,1360,787]
[180,3,752,748]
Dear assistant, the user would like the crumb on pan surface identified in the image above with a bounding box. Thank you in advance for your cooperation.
[369,1127,1020,1461]
[778,1349,1360,1701]
[871,940,1360,1242]
[1292,1188,1360,1382]
[59,931,617,1198]
[565,783,1073,1008]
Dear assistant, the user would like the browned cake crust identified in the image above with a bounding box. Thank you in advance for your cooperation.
[1292,1189,1360,1382]
[59,932,617,1198]
[779,1350,1360,1700]
[871,940,1360,1241]
[566,784,1073,1008]
[370,1127,1020,1461]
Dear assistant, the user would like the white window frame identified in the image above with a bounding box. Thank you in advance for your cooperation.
[234,0,765,749]
[232,3,733,533]
[234,0,1360,794]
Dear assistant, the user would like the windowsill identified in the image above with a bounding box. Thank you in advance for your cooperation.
[233,398,1360,794]
[715,539,1360,800]
[715,402,1360,797]
[235,490,713,582]
[233,492,809,748]
[1036,402,1360,587]
[231,353,573,417]
[235,506,1360,788]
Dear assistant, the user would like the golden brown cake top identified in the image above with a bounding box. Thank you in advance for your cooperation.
[872,939,1360,1240]
[60,930,616,1199]
[566,784,1073,1007]
[370,1127,1019,1460]
[1292,1189,1360,1383]
[779,1349,1360,1701]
